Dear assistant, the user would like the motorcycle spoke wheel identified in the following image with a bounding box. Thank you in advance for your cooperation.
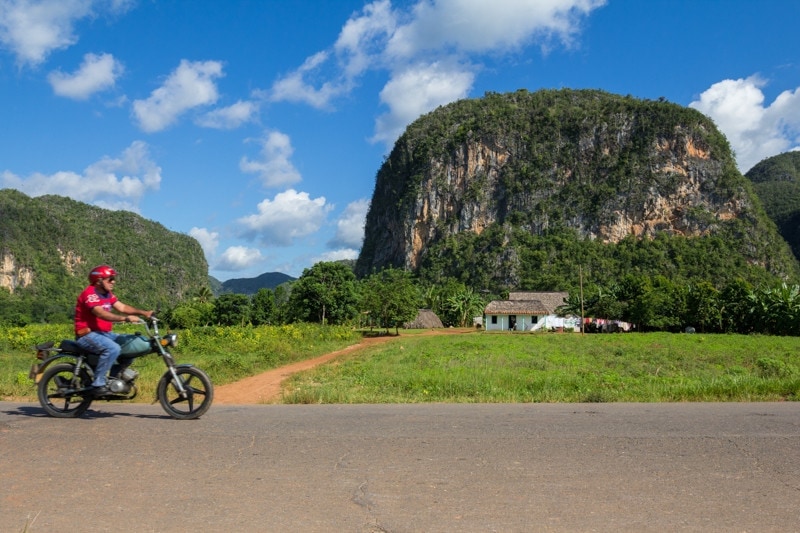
[37,363,92,418]
[157,366,213,420]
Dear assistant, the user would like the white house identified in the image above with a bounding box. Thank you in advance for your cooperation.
[484,291,579,332]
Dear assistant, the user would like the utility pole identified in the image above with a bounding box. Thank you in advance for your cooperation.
[579,265,585,335]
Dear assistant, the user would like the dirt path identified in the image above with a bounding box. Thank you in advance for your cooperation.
[213,328,473,404]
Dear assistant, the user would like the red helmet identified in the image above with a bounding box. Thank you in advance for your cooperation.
[89,265,117,284]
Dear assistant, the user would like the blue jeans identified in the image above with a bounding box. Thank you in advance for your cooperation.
[76,331,121,387]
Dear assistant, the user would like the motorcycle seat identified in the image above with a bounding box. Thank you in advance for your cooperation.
[59,339,91,354]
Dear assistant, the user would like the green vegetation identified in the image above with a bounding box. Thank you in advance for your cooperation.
[0,189,209,325]
[357,88,800,293]
[360,267,420,333]
[0,322,359,401]
[282,331,800,404]
[746,151,800,261]
[287,261,359,325]
[4,324,797,404]
[115,258,800,335]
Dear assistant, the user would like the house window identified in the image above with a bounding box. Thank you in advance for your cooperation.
[532,316,538,323]
[491,315,498,324]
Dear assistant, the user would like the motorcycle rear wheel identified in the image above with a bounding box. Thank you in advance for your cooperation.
[38,362,93,418]
[157,366,213,420]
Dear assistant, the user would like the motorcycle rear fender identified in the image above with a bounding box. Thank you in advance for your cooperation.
[29,353,81,382]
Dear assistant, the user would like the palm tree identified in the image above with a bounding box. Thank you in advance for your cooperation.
[445,287,485,327]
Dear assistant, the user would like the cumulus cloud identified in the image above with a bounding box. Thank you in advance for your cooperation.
[0,140,160,211]
[48,52,123,99]
[215,246,263,271]
[690,76,800,173]
[333,0,396,79]
[328,198,369,249]
[189,227,219,258]
[0,0,134,66]
[269,51,344,109]
[196,99,259,129]
[269,0,605,147]
[386,0,604,58]
[314,249,360,263]
[372,61,474,145]
[237,189,332,246]
[240,130,302,188]
[132,59,223,132]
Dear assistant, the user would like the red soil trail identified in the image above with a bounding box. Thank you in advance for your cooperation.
[213,328,474,404]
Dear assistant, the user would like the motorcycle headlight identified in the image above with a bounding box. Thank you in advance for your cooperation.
[160,333,178,348]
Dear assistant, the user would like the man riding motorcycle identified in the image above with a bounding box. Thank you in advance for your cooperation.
[74,265,153,397]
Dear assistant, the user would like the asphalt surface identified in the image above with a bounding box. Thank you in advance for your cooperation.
[1,401,798,532]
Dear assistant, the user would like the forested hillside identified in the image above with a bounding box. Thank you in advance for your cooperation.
[0,189,208,324]
[746,151,800,260]
[357,89,799,293]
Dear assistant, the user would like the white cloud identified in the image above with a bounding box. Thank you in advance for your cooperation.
[1,140,160,211]
[269,51,344,109]
[0,0,134,66]
[386,0,606,58]
[0,0,91,66]
[215,246,263,271]
[48,52,123,99]
[328,198,369,249]
[690,76,800,173]
[189,227,219,258]
[132,59,223,132]
[372,61,474,145]
[333,0,396,79]
[269,0,605,147]
[270,2,397,109]
[314,249,360,263]
[196,99,259,129]
[238,189,332,246]
[240,130,302,188]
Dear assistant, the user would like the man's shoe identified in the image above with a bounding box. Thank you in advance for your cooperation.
[90,385,110,397]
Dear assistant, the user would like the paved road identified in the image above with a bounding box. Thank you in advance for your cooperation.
[1,401,798,532]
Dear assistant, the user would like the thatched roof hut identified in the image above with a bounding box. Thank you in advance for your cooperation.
[404,309,444,329]
[484,299,549,316]
[507,292,569,313]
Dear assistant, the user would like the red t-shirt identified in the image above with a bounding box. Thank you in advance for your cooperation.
[75,286,118,334]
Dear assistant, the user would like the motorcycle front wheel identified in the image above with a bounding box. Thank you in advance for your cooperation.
[37,362,93,418]
[157,366,213,420]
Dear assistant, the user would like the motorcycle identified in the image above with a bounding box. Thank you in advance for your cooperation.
[29,316,213,420]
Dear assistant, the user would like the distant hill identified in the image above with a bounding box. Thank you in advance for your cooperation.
[745,151,800,260]
[0,189,209,324]
[357,89,799,291]
[212,272,296,296]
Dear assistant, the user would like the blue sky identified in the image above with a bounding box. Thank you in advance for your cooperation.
[1,0,799,281]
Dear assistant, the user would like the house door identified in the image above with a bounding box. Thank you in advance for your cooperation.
[509,315,517,331]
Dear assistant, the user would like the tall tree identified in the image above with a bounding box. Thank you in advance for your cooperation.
[288,262,359,325]
[360,268,420,334]
[214,293,251,326]
[250,288,275,326]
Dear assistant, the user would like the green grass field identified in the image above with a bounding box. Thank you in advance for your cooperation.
[280,330,800,404]
[2,324,799,403]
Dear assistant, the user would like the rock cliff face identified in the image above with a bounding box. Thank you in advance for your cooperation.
[0,254,33,293]
[356,89,794,284]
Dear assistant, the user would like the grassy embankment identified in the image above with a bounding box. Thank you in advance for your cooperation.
[0,323,359,401]
[1,324,798,403]
[281,329,800,403]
